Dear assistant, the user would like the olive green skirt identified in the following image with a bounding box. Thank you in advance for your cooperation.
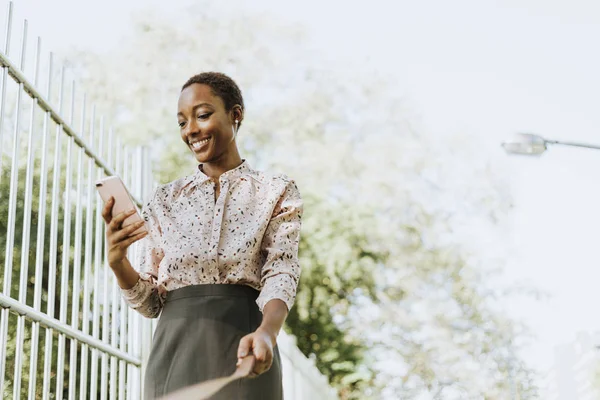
[144,284,283,399]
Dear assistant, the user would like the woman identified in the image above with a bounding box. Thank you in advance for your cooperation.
[102,72,303,399]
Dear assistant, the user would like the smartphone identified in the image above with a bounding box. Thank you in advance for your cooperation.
[95,175,147,236]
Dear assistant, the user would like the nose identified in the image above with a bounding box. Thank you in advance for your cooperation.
[183,118,200,139]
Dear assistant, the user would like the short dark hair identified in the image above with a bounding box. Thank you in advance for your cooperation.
[182,72,244,114]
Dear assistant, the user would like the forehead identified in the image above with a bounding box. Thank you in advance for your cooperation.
[177,83,225,113]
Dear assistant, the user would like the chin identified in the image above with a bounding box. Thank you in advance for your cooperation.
[189,147,209,163]
[194,154,209,163]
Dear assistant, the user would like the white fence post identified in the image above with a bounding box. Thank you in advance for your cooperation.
[278,331,338,400]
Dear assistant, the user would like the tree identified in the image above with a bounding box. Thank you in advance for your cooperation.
[63,2,539,398]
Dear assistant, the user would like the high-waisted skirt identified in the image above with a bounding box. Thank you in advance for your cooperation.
[143,284,283,399]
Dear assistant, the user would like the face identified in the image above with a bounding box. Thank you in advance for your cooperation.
[177,83,241,164]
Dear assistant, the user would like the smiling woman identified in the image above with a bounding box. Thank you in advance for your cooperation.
[102,72,303,399]
[178,74,243,161]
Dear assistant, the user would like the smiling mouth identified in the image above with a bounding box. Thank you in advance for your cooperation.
[189,137,211,150]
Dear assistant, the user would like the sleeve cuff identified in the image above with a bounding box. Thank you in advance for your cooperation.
[256,273,298,313]
[120,273,155,306]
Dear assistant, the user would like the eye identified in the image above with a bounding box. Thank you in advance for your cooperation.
[178,121,186,128]
[197,113,211,120]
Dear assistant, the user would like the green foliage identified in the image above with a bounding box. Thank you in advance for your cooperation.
[285,195,384,395]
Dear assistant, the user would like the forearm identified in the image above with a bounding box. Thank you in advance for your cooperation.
[114,258,163,319]
[258,299,288,345]
[110,257,140,290]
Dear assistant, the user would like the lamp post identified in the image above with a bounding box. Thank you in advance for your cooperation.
[501,133,600,156]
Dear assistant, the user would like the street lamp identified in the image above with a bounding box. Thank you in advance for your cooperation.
[501,133,600,156]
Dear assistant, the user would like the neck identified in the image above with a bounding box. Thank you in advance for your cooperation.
[201,148,243,180]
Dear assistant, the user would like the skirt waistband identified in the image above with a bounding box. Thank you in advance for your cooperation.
[166,283,259,302]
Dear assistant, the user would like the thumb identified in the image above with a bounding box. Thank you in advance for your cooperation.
[238,334,253,359]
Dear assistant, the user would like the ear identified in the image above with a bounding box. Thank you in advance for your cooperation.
[231,105,244,123]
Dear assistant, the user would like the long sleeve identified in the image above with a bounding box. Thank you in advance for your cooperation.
[256,180,303,312]
[120,192,166,318]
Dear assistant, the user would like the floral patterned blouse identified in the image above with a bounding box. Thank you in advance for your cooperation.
[120,161,303,318]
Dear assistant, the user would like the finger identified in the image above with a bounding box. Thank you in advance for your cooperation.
[112,221,146,243]
[119,230,148,249]
[264,347,273,368]
[253,362,268,376]
[252,342,270,374]
[236,355,251,368]
[109,209,137,231]
[255,358,272,376]
[101,197,114,224]
[237,334,253,359]
[253,341,268,363]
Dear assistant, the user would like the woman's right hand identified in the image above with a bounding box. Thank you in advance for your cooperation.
[102,197,148,269]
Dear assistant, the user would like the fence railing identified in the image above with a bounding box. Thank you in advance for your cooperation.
[0,2,337,399]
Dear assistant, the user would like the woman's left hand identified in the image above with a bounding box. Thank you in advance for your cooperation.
[237,327,276,376]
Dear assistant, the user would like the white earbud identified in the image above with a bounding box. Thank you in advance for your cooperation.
[232,120,239,140]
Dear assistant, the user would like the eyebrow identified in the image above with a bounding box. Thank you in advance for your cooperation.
[177,103,214,117]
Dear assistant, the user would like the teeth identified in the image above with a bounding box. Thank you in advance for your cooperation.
[191,138,210,149]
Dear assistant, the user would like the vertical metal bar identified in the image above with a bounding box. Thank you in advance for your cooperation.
[0,17,26,396]
[119,310,127,400]
[101,261,109,400]
[100,127,114,400]
[0,1,13,180]
[140,146,155,399]
[43,64,65,400]
[90,116,104,399]
[109,277,118,396]
[125,150,134,399]
[146,150,153,206]
[139,148,147,399]
[118,147,129,400]
[135,151,143,400]
[56,81,76,400]
[127,305,134,400]
[79,105,96,400]
[100,269,109,400]
[130,147,144,399]
[110,138,122,399]
[29,48,54,400]
[68,93,87,400]
[14,32,41,400]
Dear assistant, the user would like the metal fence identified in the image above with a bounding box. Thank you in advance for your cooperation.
[0,3,155,398]
[0,2,337,399]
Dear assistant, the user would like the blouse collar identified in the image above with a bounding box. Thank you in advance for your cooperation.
[193,159,252,184]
